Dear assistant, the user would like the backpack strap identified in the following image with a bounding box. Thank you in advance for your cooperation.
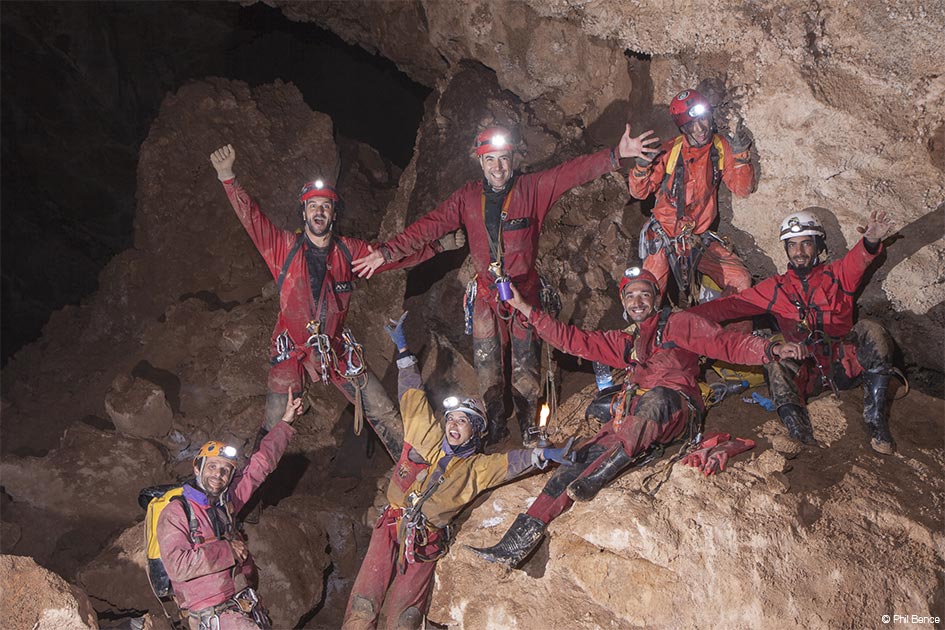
[654,306,674,348]
[170,495,200,546]
[276,233,305,293]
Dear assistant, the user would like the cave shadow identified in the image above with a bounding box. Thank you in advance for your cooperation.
[131,360,182,415]
[178,289,241,312]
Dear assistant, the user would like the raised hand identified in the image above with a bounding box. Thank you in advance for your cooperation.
[352,246,386,279]
[210,144,236,181]
[856,209,894,244]
[281,387,303,424]
[617,124,660,161]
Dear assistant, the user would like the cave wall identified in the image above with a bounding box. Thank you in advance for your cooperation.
[277,0,945,383]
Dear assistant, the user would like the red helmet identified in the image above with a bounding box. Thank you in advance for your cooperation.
[474,126,516,156]
[669,89,711,127]
[619,266,660,296]
[298,179,340,205]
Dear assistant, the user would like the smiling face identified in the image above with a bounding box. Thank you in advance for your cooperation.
[680,116,712,147]
[785,235,818,270]
[621,280,658,323]
[444,410,475,447]
[194,456,235,498]
[479,150,513,191]
[303,197,336,239]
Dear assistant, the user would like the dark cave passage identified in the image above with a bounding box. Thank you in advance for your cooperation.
[0,1,430,365]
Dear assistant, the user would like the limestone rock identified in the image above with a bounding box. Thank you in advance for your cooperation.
[104,375,174,439]
[76,522,153,616]
[0,554,99,630]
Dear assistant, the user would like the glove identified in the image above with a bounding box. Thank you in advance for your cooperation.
[700,437,756,476]
[540,437,576,466]
[384,312,409,350]
[728,119,751,154]
[680,432,731,469]
[438,229,466,252]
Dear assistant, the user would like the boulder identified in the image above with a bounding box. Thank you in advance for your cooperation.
[0,554,99,630]
[104,375,174,439]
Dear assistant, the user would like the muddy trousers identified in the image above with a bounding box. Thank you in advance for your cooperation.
[644,239,752,297]
[472,296,541,443]
[342,522,435,630]
[186,611,259,630]
[265,355,404,459]
[526,387,689,524]
[765,319,895,407]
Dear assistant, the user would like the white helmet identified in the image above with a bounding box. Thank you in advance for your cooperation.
[779,210,825,241]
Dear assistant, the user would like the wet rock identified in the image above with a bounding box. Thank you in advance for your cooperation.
[0,554,99,629]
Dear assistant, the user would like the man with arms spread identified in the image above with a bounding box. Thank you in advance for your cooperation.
[353,124,659,445]
[343,313,572,629]
[690,209,898,453]
[468,268,803,567]
[210,145,462,458]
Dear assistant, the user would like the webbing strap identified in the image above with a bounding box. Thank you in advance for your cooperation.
[276,234,305,293]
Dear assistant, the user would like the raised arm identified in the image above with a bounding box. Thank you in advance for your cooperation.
[210,144,290,277]
[720,121,756,197]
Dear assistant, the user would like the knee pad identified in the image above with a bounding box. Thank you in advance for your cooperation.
[347,595,376,623]
[394,606,423,630]
[633,387,682,425]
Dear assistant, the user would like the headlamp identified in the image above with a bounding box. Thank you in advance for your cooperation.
[624,266,643,279]
[314,179,325,189]
[221,446,238,458]
[688,103,707,118]
[443,396,459,409]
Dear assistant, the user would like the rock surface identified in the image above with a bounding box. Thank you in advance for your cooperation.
[0,554,99,630]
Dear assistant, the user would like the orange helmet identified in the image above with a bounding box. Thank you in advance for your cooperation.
[193,441,239,469]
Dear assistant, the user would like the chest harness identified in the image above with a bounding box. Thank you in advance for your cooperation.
[271,234,369,430]
[638,135,729,304]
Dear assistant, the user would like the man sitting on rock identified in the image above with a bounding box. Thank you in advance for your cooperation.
[209,144,463,461]
[342,312,573,629]
[689,209,898,453]
[157,392,303,629]
[630,88,756,302]
[468,269,804,568]
[350,123,660,446]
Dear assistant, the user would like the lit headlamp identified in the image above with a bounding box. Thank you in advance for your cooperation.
[624,266,642,279]
[221,446,238,458]
[443,396,460,410]
[688,103,707,118]
[299,178,339,203]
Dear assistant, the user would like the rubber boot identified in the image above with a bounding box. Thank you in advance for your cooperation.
[466,513,546,568]
[862,371,894,454]
[566,443,634,502]
[777,404,818,445]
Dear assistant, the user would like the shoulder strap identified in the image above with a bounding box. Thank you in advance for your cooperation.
[710,136,724,186]
[170,495,200,546]
[335,237,353,265]
[654,306,673,347]
[276,233,305,293]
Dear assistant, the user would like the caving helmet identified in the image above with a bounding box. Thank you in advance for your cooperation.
[669,89,712,127]
[441,396,488,438]
[780,209,828,260]
[298,179,340,205]
[474,126,517,156]
[193,440,239,474]
[619,266,660,297]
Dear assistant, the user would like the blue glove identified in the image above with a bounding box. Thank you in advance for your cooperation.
[541,437,576,466]
[384,312,409,350]
[750,391,776,412]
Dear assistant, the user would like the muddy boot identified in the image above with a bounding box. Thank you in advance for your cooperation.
[862,371,894,454]
[566,443,634,502]
[777,404,818,445]
[466,513,546,568]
